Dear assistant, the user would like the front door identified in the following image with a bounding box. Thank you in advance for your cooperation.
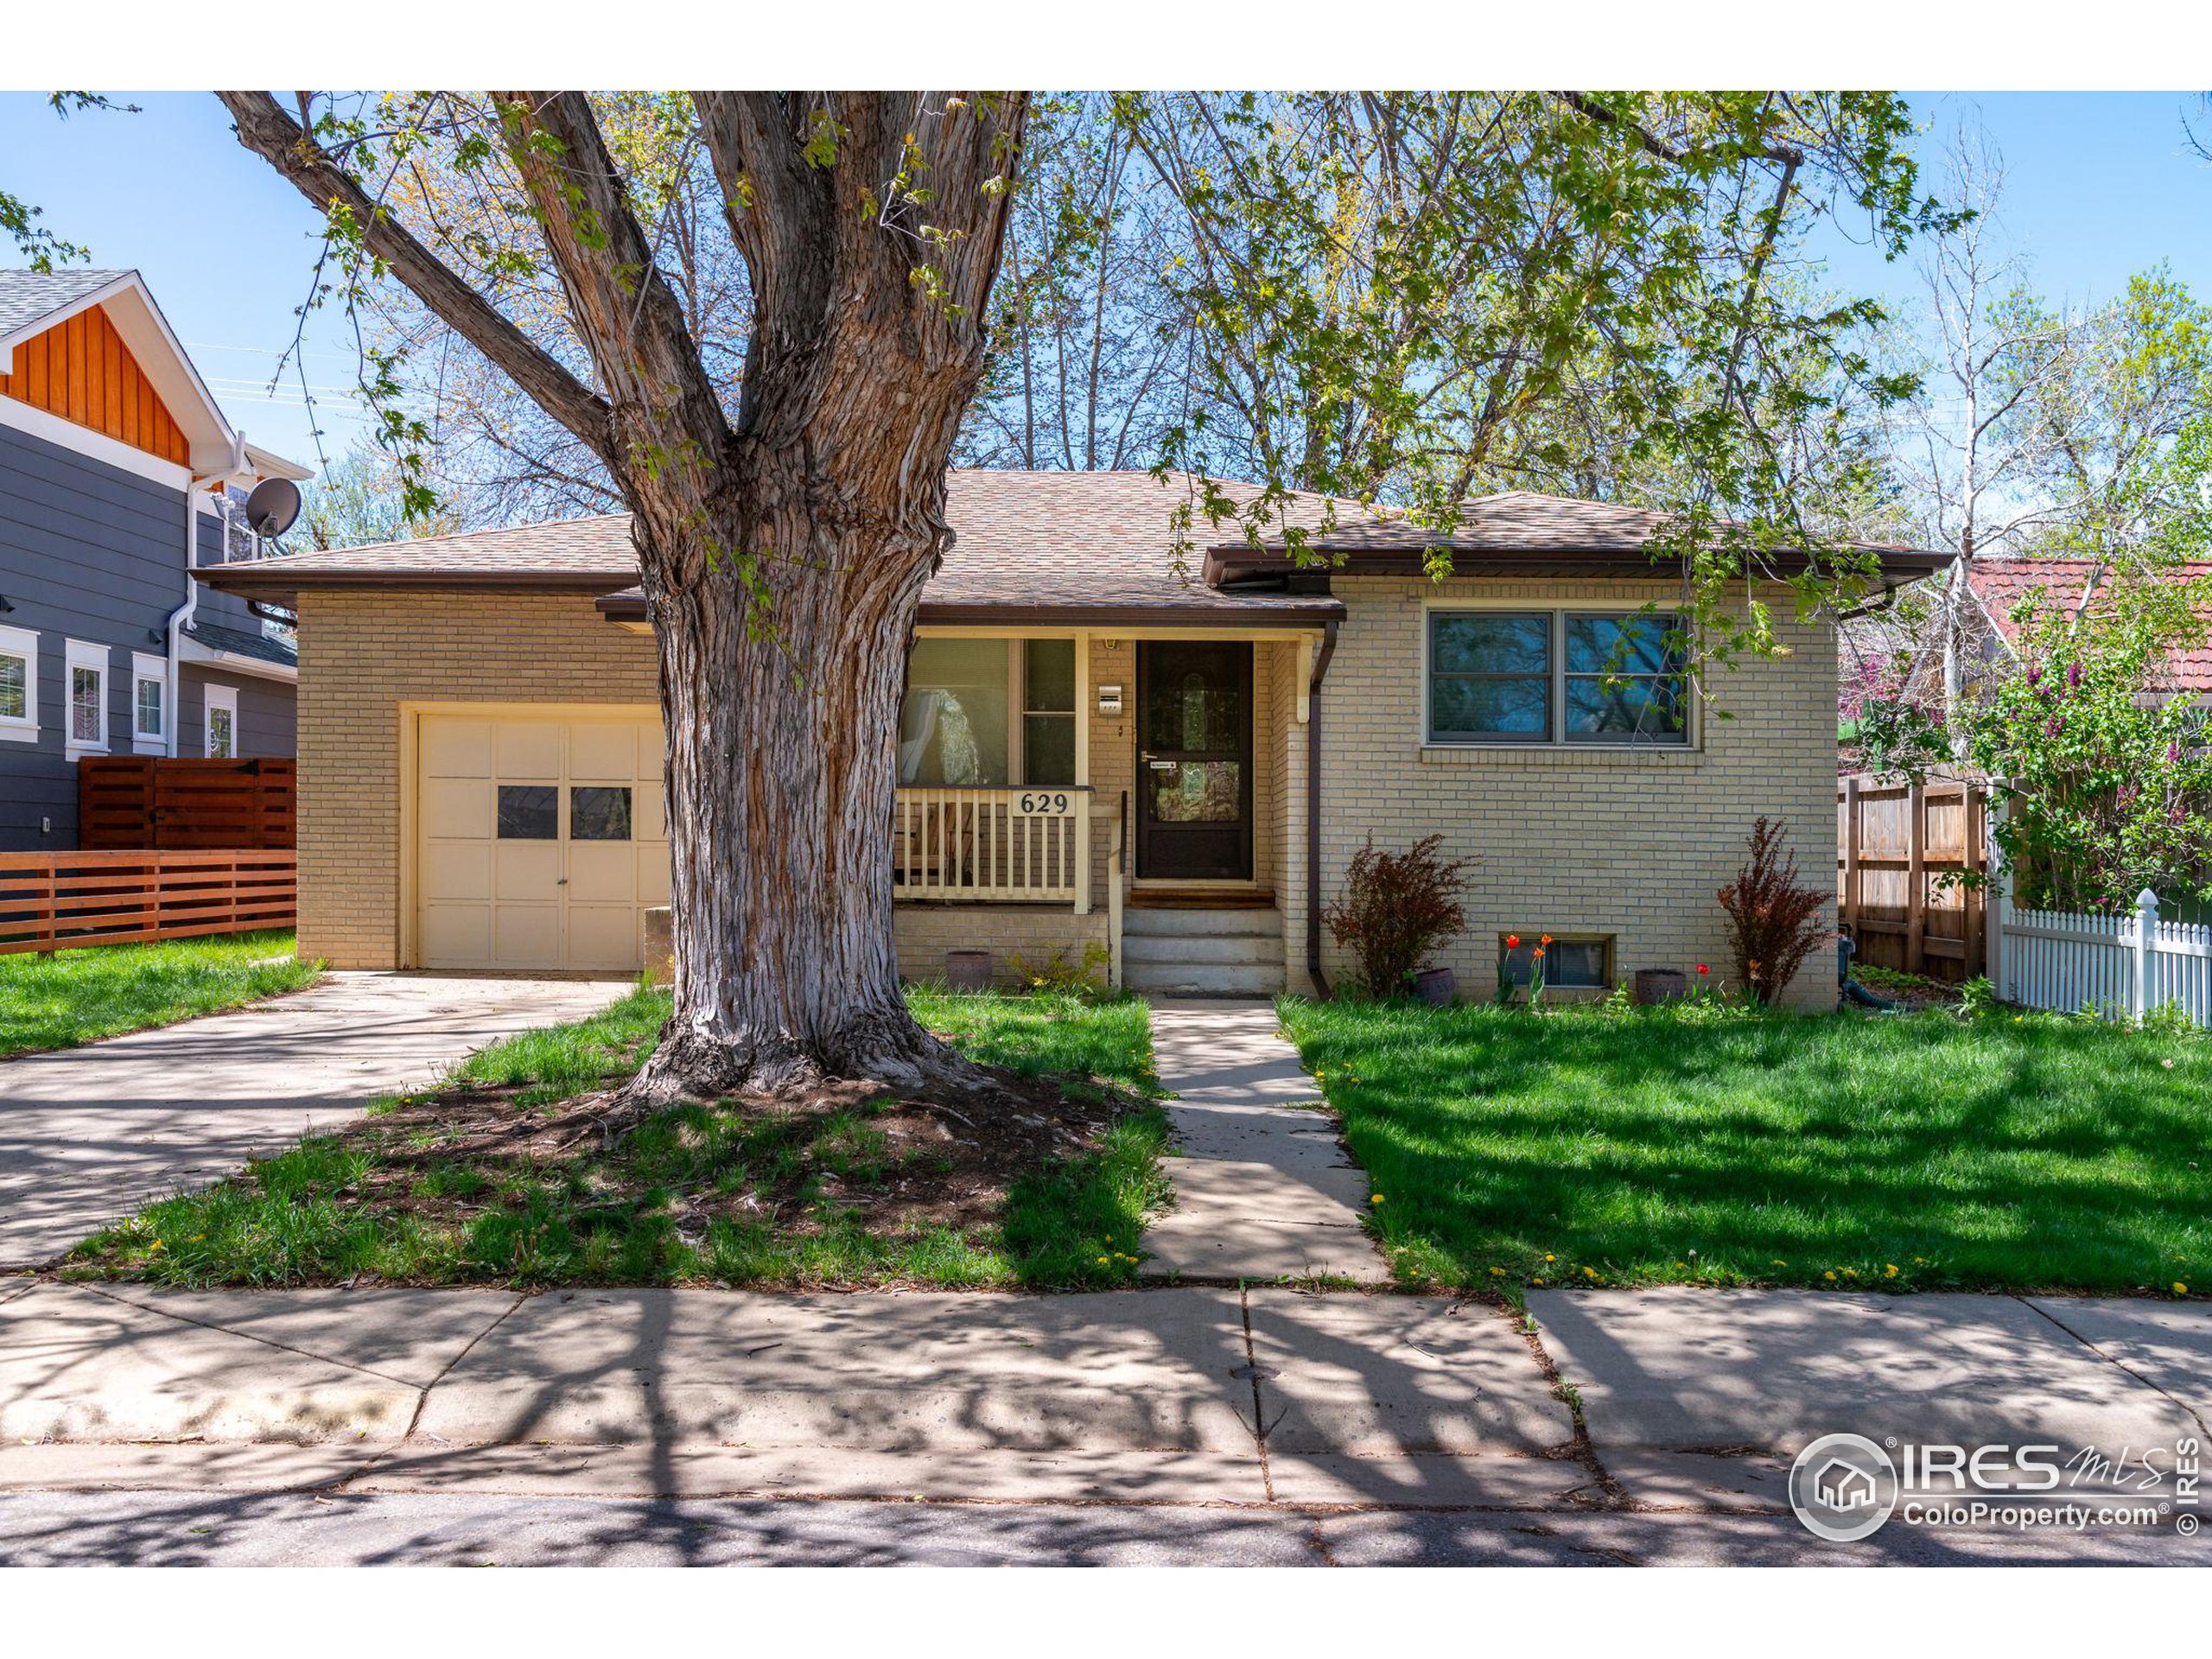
[1135,640,1253,881]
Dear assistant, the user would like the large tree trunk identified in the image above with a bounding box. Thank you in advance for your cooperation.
[221,90,1027,1103]
[632,478,959,1103]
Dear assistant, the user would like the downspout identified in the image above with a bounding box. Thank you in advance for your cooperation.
[165,432,247,756]
[1305,619,1339,999]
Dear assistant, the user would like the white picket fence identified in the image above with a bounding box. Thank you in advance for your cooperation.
[1995,887,2212,1027]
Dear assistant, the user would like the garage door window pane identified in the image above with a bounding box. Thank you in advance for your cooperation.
[570,785,632,841]
[497,785,558,839]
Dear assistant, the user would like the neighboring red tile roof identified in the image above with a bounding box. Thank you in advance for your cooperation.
[1967,557,2212,691]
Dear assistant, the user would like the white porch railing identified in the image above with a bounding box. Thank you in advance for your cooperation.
[1996,887,2212,1027]
[892,785,1091,912]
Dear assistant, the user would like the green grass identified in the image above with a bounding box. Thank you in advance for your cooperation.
[1276,996,2212,1297]
[0,931,321,1058]
[74,985,1169,1291]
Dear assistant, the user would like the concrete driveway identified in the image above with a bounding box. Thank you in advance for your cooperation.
[0,974,629,1268]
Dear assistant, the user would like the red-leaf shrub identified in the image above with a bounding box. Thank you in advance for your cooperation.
[1323,835,1476,994]
[1716,817,1832,1006]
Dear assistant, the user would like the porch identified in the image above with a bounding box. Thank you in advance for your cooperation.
[889,626,1323,994]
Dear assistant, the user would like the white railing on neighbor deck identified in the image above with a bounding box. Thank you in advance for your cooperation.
[892,786,1091,912]
[1995,887,2212,1027]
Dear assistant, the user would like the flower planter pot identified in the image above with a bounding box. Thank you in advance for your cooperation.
[1414,967,1457,1007]
[1632,968,1688,1005]
[944,949,993,993]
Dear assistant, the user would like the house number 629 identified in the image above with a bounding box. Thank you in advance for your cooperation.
[1019,791,1071,816]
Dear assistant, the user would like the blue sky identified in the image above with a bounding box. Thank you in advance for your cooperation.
[3,90,2207,480]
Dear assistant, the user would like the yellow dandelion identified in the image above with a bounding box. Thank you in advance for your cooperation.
[1885,1264,1898,1279]
[1823,1270,1837,1281]
[2175,1283,2190,1296]
[1843,1268,1859,1278]
[1543,1254,1555,1262]
[1370,1194,1386,1205]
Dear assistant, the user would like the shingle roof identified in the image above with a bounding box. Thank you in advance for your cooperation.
[1206,488,1947,575]
[1967,556,2212,691]
[196,474,1353,622]
[0,267,130,340]
[184,620,298,670]
[204,473,1946,618]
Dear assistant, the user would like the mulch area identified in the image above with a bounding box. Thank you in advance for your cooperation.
[336,1058,1137,1241]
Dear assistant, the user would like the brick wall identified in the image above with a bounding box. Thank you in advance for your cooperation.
[1311,576,1837,1008]
[295,591,659,968]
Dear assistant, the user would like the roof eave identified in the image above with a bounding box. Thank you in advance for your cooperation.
[194,566,640,607]
[1205,546,1955,582]
[593,591,1346,628]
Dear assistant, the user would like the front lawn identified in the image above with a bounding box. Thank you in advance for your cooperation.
[1277,998,2210,1297]
[72,985,1169,1291]
[0,930,320,1058]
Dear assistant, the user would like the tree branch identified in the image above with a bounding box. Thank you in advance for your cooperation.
[218,90,616,461]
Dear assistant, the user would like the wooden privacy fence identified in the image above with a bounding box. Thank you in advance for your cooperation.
[77,757,296,850]
[0,850,296,955]
[1837,772,1987,981]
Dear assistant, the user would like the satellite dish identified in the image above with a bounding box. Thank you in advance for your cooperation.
[244,477,302,539]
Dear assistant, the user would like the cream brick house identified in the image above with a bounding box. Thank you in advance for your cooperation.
[198,472,1947,1008]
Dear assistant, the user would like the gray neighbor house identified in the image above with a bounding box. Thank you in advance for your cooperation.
[0,269,309,851]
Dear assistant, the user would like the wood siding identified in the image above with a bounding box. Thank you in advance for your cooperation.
[0,303,189,465]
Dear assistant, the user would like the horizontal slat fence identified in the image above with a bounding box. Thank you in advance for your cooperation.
[1838,772,1986,981]
[0,850,296,955]
[77,757,296,850]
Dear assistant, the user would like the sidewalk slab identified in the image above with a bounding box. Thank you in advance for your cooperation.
[415,1287,1257,1453]
[0,972,628,1267]
[1246,1293,1574,1457]
[1150,1159,1373,1225]
[1163,1107,1352,1169]
[0,1440,386,1494]
[86,1286,521,1389]
[2025,1299,2212,1433]
[352,1441,1266,1504]
[0,1283,423,1443]
[1264,1452,1593,1509]
[1139,1218,1389,1283]
[1529,1288,2201,1455]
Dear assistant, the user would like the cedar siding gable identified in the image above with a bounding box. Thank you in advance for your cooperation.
[0,302,190,467]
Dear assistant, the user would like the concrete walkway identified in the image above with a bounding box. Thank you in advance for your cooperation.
[3,1283,2206,1554]
[1140,1001,1389,1283]
[0,974,628,1268]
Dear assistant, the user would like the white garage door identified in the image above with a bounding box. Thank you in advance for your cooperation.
[416,711,670,970]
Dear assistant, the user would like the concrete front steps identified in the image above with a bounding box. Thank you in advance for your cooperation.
[1122,906,1286,997]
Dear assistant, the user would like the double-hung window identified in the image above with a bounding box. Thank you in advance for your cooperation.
[1427,609,1688,747]
[204,683,238,760]
[65,639,109,756]
[0,625,36,744]
[899,639,1078,786]
[132,652,167,752]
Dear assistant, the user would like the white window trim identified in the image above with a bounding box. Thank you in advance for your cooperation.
[0,623,36,745]
[131,650,168,753]
[1419,596,1700,753]
[203,682,239,760]
[64,638,110,758]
